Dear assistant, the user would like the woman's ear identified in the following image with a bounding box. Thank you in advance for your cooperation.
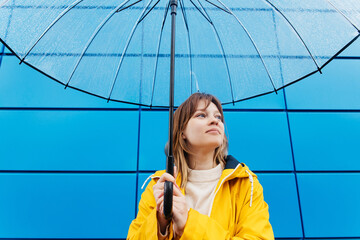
[182,132,186,139]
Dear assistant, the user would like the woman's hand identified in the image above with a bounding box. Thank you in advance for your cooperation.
[172,179,188,237]
[153,167,188,237]
[153,172,173,234]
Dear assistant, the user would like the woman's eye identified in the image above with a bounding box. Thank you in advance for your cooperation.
[215,115,222,120]
[196,113,205,118]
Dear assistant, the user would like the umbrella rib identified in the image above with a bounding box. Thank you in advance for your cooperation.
[179,0,194,95]
[116,0,142,13]
[150,1,170,107]
[204,0,231,14]
[19,0,84,64]
[326,0,360,32]
[196,0,235,103]
[65,0,138,88]
[261,0,322,73]
[271,10,285,86]
[215,0,277,92]
[188,0,211,24]
[138,0,160,23]
[107,0,158,102]
[0,0,10,9]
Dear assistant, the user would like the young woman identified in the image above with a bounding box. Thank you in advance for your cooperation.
[128,93,274,239]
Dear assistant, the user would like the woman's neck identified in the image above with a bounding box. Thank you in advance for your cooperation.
[188,149,216,170]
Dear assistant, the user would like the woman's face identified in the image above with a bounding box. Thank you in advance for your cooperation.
[182,100,225,152]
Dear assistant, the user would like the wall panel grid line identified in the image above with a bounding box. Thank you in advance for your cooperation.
[282,88,305,239]
[1,170,360,174]
[3,108,360,112]
[134,106,142,217]
[1,238,360,240]
[0,44,4,67]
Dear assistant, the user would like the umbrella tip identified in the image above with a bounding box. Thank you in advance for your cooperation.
[318,68,322,74]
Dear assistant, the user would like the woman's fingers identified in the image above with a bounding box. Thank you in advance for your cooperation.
[158,172,176,184]
[172,183,183,196]
[153,182,163,193]
[173,196,187,206]
[160,201,164,214]
[153,188,164,202]
[171,195,188,237]
[156,196,163,207]
[153,190,164,199]
[156,195,166,213]
[153,171,184,215]
[172,194,187,215]
[154,172,181,197]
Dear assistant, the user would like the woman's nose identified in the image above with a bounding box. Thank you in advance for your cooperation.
[209,116,219,125]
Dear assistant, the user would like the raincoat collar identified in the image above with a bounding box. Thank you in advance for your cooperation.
[222,155,257,179]
[146,155,256,188]
[224,154,243,169]
[144,155,257,207]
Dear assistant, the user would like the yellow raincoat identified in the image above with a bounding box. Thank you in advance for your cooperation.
[127,155,274,239]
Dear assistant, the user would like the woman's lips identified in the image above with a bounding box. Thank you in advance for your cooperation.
[206,128,220,134]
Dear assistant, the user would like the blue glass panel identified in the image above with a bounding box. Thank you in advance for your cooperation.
[258,173,303,238]
[0,173,136,238]
[274,239,302,240]
[285,59,360,109]
[289,112,360,171]
[339,38,360,57]
[223,90,285,110]
[225,112,293,171]
[314,239,360,240]
[139,110,168,171]
[0,110,139,171]
[0,56,137,108]
[298,173,360,237]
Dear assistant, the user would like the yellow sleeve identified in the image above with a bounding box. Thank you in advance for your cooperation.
[179,178,274,240]
[235,178,274,240]
[127,179,169,240]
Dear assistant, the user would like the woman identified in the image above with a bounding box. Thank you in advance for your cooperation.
[128,93,274,239]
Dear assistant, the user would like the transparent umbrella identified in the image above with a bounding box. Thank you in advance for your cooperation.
[0,0,359,218]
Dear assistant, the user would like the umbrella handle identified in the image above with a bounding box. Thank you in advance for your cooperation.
[164,153,174,219]
[163,0,178,221]
[164,181,173,219]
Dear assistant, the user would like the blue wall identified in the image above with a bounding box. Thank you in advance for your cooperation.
[1,23,360,240]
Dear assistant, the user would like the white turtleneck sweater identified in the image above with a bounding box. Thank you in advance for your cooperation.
[185,163,223,216]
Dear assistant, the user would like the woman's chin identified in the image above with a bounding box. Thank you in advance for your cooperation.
[196,142,222,151]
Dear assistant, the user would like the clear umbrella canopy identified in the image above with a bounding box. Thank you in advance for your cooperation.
[0,0,359,107]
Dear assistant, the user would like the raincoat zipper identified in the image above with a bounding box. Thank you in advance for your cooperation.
[208,163,241,216]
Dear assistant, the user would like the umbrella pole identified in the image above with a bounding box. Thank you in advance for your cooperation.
[164,0,178,220]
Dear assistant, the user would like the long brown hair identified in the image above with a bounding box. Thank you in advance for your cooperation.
[173,93,228,188]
